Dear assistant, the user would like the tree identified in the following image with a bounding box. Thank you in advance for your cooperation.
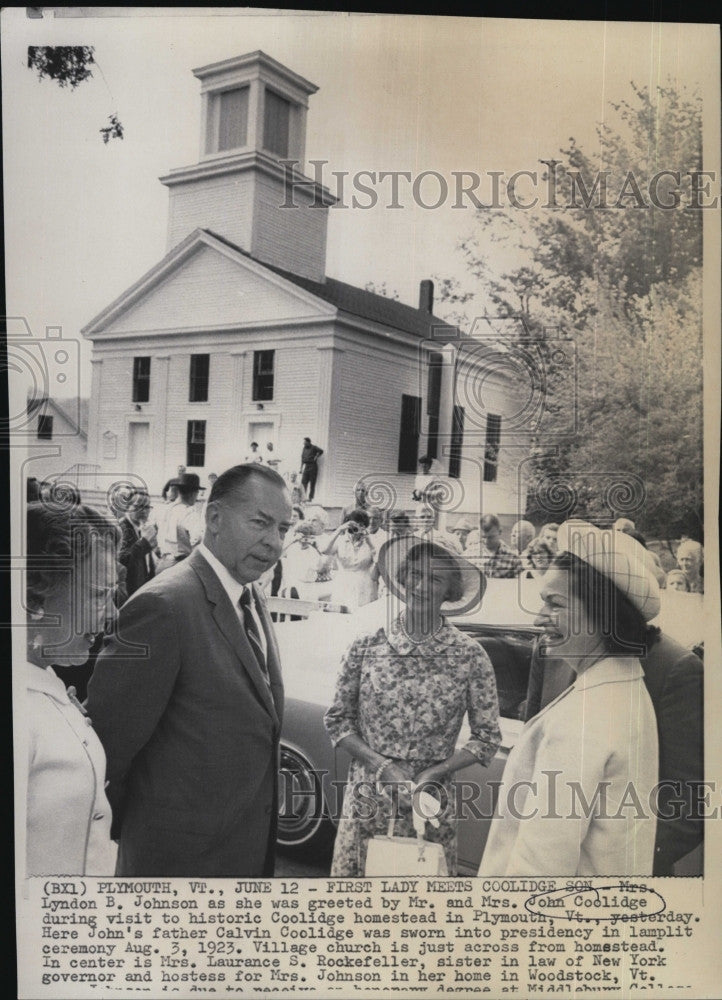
[28,45,95,88]
[437,83,704,542]
[27,45,124,143]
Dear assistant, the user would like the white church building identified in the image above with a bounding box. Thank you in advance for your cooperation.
[82,51,531,520]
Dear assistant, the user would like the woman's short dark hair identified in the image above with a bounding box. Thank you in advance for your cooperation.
[343,508,370,528]
[26,501,119,613]
[551,551,650,655]
[397,542,463,603]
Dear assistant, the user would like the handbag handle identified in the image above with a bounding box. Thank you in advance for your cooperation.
[386,784,439,839]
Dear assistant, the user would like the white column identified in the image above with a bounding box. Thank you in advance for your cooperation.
[315,344,344,505]
[230,350,247,440]
[154,355,171,493]
[437,345,457,472]
[87,358,103,470]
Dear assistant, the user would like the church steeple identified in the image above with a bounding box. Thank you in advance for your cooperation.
[160,51,335,282]
[196,50,314,164]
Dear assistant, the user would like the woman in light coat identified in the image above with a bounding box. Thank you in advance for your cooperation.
[25,501,119,876]
[479,520,660,877]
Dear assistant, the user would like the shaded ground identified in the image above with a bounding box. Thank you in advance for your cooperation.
[275,843,332,878]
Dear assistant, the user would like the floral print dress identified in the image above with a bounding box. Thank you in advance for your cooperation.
[324,613,501,876]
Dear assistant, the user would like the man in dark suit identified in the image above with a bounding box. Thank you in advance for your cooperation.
[117,491,157,601]
[87,464,292,876]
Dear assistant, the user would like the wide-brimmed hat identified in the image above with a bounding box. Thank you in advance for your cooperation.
[171,472,205,492]
[377,534,486,615]
[556,519,660,621]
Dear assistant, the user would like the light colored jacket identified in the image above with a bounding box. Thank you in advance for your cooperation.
[26,662,116,876]
[479,656,658,876]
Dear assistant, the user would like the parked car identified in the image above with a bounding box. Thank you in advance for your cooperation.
[273,580,704,875]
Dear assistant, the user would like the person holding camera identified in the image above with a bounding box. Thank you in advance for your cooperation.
[320,509,378,611]
[117,490,157,600]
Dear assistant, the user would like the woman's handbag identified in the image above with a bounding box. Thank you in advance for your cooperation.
[364,812,448,877]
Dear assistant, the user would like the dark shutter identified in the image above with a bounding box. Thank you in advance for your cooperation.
[449,405,465,479]
[398,394,421,473]
[263,90,290,158]
[483,414,502,483]
[426,352,443,461]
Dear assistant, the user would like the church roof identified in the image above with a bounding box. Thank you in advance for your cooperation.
[204,229,460,342]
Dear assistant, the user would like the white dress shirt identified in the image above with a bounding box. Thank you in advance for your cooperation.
[161,501,203,558]
[196,543,267,658]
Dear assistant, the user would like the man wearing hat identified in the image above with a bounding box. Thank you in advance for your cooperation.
[159,472,204,562]
[161,464,186,501]
[518,520,704,876]
[448,515,475,552]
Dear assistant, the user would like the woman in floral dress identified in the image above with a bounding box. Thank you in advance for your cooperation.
[324,538,501,876]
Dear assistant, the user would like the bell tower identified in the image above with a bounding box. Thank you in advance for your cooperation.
[160,50,335,282]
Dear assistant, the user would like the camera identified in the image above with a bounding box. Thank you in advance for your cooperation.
[4,317,82,437]
[421,317,578,440]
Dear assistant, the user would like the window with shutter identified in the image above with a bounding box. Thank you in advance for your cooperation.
[263,89,290,158]
[189,354,210,403]
[132,357,151,403]
[37,415,53,441]
[205,86,249,154]
[252,350,275,401]
[187,420,206,467]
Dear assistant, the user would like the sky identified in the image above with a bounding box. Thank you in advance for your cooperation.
[2,9,717,399]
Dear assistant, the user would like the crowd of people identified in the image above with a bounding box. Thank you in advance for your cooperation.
[22,461,705,881]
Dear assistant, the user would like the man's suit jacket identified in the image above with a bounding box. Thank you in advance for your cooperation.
[118,516,155,599]
[523,631,704,875]
[86,549,284,877]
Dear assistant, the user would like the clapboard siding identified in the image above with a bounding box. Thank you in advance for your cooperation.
[330,344,422,504]
[252,173,328,283]
[103,245,326,335]
[167,173,255,251]
[167,172,328,283]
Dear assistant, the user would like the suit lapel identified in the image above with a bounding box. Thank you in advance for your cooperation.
[189,552,279,727]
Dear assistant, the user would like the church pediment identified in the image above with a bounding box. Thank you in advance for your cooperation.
[82,229,335,339]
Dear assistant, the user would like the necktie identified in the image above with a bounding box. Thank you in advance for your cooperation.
[239,588,269,681]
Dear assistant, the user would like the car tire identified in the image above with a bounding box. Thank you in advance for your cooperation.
[278,745,336,853]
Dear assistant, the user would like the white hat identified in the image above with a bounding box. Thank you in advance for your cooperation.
[556,519,661,621]
[377,534,486,615]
